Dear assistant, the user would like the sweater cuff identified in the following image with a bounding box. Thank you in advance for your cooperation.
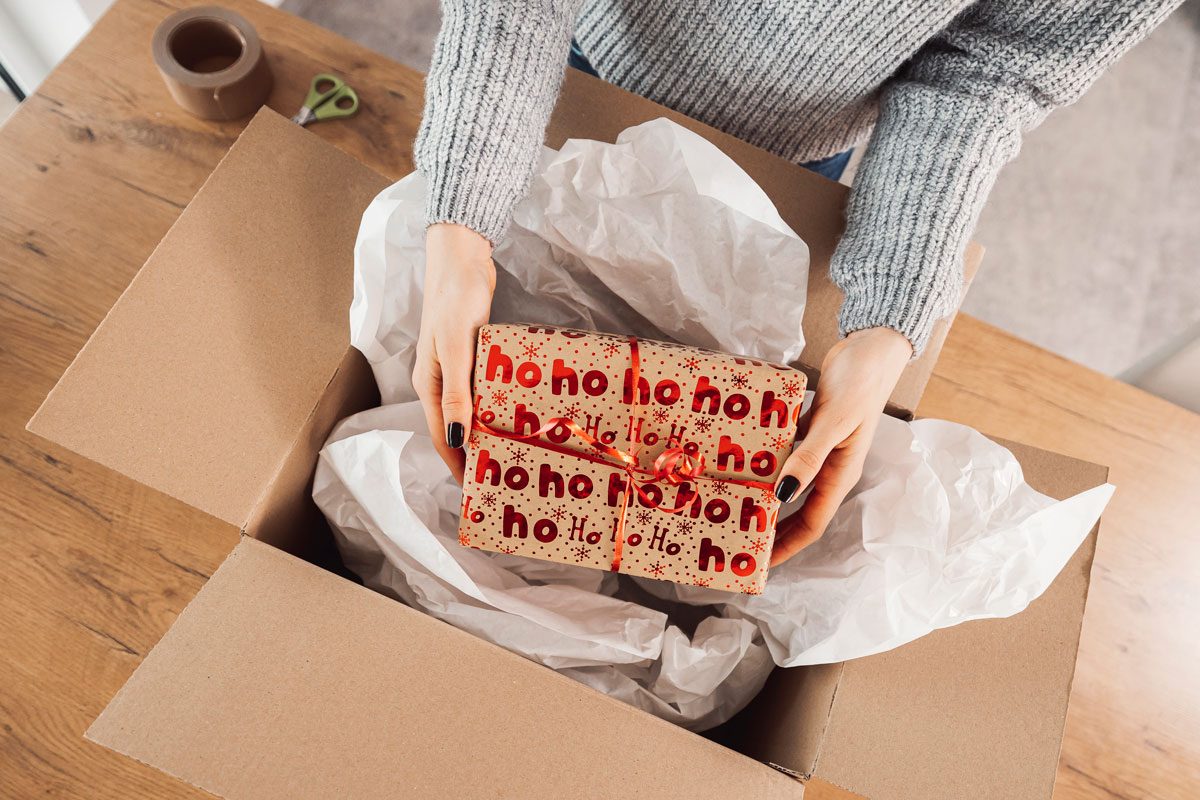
[831,81,1025,355]
[422,161,525,246]
[414,1,581,246]
[837,265,957,356]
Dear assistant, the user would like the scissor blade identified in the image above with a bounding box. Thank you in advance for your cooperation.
[291,107,315,126]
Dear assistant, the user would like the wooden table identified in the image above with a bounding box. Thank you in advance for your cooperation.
[1,1,1196,797]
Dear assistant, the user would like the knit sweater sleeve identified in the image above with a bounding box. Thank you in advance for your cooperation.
[414,0,584,245]
[832,0,1177,354]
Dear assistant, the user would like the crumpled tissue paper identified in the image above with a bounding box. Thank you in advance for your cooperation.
[315,118,1113,731]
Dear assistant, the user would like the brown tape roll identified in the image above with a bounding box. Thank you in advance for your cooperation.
[152,6,273,121]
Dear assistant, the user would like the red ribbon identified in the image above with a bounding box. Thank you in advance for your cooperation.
[471,334,775,572]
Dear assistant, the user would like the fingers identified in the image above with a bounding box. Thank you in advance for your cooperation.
[773,409,845,505]
[769,443,866,566]
[769,397,875,565]
[416,225,496,485]
[415,349,468,485]
[439,332,476,481]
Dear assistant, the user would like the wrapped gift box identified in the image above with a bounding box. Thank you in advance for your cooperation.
[459,323,806,594]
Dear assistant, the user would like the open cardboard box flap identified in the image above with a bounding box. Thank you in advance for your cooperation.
[29,108,1100,799]
[85,535,800,799]
[27,110,390,529]
[81,448,1100,800]
[728,441,1102,799]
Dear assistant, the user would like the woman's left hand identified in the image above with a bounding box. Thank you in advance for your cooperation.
[769,326,913,566]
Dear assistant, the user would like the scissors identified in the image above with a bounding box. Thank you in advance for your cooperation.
[291,73,360,126]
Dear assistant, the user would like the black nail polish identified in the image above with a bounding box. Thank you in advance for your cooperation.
[776,475,801,503]
[446,422,465,449]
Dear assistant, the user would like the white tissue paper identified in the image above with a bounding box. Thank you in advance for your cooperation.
[349,118,810,404]
[316,118,1113,731]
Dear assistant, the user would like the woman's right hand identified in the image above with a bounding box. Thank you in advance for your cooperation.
[414,222,496,484]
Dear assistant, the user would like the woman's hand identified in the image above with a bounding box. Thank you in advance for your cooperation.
[414,223,496,484]
[770,327,913,566]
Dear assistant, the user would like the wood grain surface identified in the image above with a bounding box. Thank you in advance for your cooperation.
[0,1,1196,798]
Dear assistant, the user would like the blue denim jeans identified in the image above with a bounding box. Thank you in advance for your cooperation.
[568,39,852,182]
[568,39,599,77]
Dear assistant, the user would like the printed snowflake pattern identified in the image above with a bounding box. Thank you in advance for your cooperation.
[460,324,798,595]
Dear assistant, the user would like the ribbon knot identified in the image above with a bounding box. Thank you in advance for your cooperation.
[653,447,705,485]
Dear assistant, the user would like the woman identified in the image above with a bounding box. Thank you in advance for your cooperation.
[412,0,1177,564]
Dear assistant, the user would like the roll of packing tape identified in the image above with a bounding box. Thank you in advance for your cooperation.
[152,6,273,121]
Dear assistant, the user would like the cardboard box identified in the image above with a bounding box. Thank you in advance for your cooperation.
[28,109,1103,799]
[462,323,807,593]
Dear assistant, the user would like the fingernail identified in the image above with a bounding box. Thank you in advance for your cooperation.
[776,475,801,503]
[446,422,465,449]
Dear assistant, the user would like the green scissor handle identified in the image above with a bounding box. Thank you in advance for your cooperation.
[304,73,360,121]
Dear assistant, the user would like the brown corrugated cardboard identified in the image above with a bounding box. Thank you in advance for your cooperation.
[727,441,1103,797]
[28,110,1103,800]
[244,347,379,563]
[715,661,844,777]
[27,110,389,528]
[807,445,1102,799]
[86,536,801,800]
[547,70,985,418]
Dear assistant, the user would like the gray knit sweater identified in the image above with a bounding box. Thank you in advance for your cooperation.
[415,0,1177,353]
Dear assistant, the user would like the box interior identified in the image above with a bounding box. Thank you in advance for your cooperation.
[28,108,1102,800]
